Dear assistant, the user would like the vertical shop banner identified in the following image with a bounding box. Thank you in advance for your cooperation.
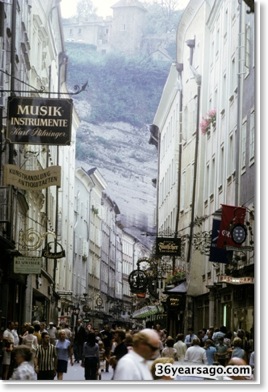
[209,219,233,263]
[217,204,246,248]
[7,96,73,145]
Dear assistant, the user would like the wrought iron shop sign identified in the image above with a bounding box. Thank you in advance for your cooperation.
[3,164,61,190]
[42,241,66,259]
[7,97,73,145]
[14,256,41,274]
[156,237,181,256]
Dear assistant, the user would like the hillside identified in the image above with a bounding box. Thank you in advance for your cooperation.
[65,45,169,247]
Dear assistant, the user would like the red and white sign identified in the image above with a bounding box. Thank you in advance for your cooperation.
[217,204,246,248]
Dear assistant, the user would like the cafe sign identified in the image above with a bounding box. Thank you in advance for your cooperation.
[7,96,73,145]
[4,164,61,190]
[156,237,181,256]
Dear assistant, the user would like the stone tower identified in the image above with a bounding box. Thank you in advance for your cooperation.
[110,0,147,55]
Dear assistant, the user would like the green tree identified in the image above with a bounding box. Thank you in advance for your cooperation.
[76,0,97,20]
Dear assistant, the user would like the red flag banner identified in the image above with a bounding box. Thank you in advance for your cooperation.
[217,204,246,248]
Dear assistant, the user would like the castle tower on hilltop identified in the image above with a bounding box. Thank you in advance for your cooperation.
[110,0,147,55]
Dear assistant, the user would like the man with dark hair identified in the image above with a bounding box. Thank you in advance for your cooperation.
[109,329,128,371]
[184,327,198,348]
[73,319,87,363]
[100,324,113,372]
[34,332,57,380]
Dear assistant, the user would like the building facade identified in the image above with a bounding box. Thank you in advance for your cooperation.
[0,0,79,328]
[151,0,255,335]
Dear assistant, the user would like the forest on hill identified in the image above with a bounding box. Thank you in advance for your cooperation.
[66,43,171,127]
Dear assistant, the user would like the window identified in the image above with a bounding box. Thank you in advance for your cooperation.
[244,23,251,74]
[219,144,224,190]
[249,110,255,163]
[206,163,209,202]
[230,56,237,94]
[241,119,247,171]
[221,73,227,113]
[210,157,215,197]
[181,171,186,211]
[227,133,234,177]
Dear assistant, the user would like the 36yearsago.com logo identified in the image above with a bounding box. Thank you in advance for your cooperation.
[155,363,252,378]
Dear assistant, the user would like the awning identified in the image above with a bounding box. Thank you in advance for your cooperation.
[132,305,164,319]
[166,280,187,294]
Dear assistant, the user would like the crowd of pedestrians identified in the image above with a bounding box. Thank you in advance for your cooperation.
[0,319,254,381]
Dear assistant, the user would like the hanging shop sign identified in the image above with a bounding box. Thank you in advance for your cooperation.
[155,237,181,256]
[218,275,254,285]
[14,256,41,274]
[3,164,61,190]
[128,270,148,293]
[42,241,66,259]
[217,204,246,249]
[209,219,233,263]
[7,96,73,145]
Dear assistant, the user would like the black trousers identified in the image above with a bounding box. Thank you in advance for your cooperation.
[37,370,55,380]
[84,357,98,380]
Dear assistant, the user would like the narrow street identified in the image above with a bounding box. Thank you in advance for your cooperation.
[62,363,113,382]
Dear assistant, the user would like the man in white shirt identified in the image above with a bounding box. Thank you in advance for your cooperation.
[173,333,187,362]
[12,321,20,346]
[184,338,207,364]
[2,321,15,380]
[113,329,160,381]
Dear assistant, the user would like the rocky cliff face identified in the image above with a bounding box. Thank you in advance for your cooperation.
[74,99,157,248]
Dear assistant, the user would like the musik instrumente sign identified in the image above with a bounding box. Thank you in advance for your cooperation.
[7,96,73,145]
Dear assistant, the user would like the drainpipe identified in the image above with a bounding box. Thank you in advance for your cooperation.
[186,81,201,265]
[53,52,68,290]
[235,0,243,206]
[174,63,184,238]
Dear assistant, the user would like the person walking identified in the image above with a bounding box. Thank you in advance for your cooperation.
[55,329,73,380]
[184,327,198,348]
[9,345,37,381]
[113,328,161,381]
[230,337,247,362]
[173,333,187,362]
[204,339,217,365]
[73,319,87,363]
[22,325,38,366]
[184,338,207,364]
[11,322,20,347]
[2,321,15,380]
[161,336,177,360]
[82,331,99,380]
[215,336,229,366]
[34,332,57,380]
[100,324,113,372]
[47,322,57,346]
[109,329,128,373]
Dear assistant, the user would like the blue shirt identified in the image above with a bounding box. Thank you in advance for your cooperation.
[55,339,71,361]
[206,346,217,365]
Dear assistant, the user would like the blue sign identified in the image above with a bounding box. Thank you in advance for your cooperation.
[209,219,233,263]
